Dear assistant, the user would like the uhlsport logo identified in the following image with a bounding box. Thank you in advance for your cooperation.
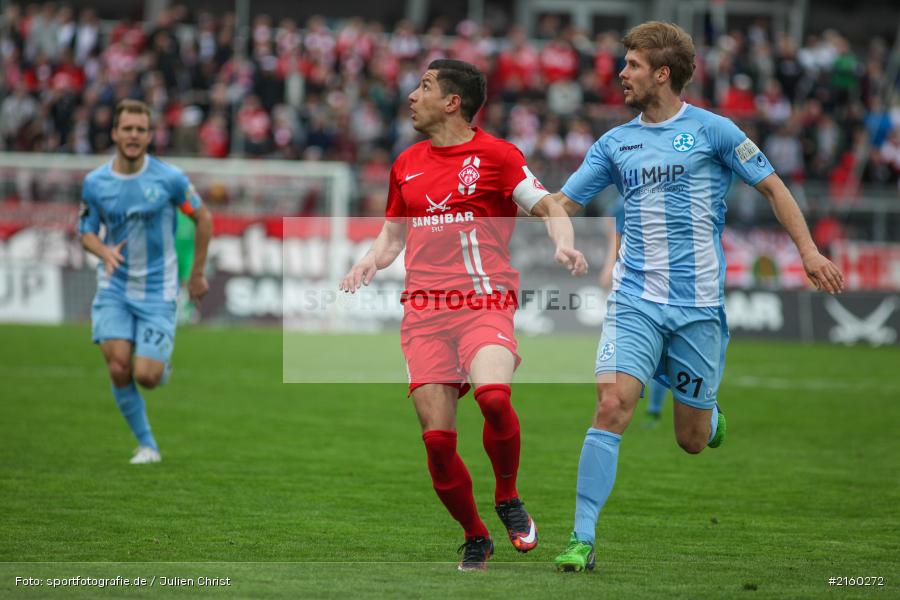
[673,132,695,152]
[599,342,615,362]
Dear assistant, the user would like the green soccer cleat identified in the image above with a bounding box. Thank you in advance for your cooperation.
[708,404,726,448]
[554,533,595,572]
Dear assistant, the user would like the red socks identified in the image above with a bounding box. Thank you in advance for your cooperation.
[421,386,520,537]
[474,384,520,504]
[422,430,489,539]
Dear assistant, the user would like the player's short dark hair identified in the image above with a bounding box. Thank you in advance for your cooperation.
[427,59,486,122]
[113,99,152,129]
[622,22,695,94]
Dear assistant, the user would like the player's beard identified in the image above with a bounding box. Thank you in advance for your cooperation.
[624,87,653,112]
[117,140,147,164]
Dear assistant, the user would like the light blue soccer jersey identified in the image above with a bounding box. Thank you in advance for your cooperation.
[563,103,774,307]
[608,196,625,235]
[79,156,202,303]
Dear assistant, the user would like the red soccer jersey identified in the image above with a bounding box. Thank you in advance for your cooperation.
[386,127,547,314]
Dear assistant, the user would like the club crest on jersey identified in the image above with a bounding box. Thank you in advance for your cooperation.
[458,155,481,195]
[599,342,615,362]
[143,185,163,203]
[673,132,695,152]
[426,192,452,213]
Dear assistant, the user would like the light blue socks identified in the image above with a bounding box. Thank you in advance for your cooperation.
[573,428,622,545]
[708,403,719,444]
[112,382,158,450]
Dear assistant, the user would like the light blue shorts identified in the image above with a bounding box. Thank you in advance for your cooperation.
[595,291,729,410]
[91,294,177,364]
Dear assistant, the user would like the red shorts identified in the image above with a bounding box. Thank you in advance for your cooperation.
[401,309,521,398]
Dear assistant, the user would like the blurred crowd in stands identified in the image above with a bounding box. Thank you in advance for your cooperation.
[1,3,899,216]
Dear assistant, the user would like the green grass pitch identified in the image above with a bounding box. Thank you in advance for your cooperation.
[1,324,898,598]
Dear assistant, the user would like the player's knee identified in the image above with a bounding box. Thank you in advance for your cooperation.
[594,389,632,430]
[422,429,457,477]
[474,384,516,431]
[676,432,707,455]
[134,370,161,389]
[107,360,132,387]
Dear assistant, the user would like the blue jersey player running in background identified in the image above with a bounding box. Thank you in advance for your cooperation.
[551,22,844,571]
[79,99,213,464]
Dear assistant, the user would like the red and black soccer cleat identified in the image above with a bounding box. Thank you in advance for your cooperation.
[457,536,494,571]
[495,498,538,553]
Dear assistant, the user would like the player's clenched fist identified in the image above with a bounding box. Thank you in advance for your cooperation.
[340,257,378,293]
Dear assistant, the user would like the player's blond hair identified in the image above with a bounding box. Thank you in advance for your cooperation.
[113,99,152,129]
[622,22,695,93]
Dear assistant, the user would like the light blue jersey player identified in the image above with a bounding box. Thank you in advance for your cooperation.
[79,99,213,464]
[553,22,844,572]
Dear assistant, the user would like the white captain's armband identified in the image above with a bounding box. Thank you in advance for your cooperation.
[734,138,761,163]
[512,166,549,214]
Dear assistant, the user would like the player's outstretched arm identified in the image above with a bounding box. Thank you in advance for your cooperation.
[339,220,406,293]
[80,233,126,276]
[543,191,586,216]
[755,173,844,294]
[188,205,213,306]
[531,193,588,277]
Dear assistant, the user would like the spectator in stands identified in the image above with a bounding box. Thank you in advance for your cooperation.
[757,79,791,126]
[720,73,757,118]
[198,111,229,158]
[765,122,807,207]
[495,26,540,92]
[865,96,894,149]
[872,128,900,185]
[774,34,803,102]
[237,94,271,156]
[539,32,579,85]
[1,82,37,148]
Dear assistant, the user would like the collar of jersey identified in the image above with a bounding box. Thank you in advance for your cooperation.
[107,155,150,180]
[638,102,688,128]
[428,127,482,153]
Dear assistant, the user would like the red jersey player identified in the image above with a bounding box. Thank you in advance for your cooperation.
[340,59,587,571]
